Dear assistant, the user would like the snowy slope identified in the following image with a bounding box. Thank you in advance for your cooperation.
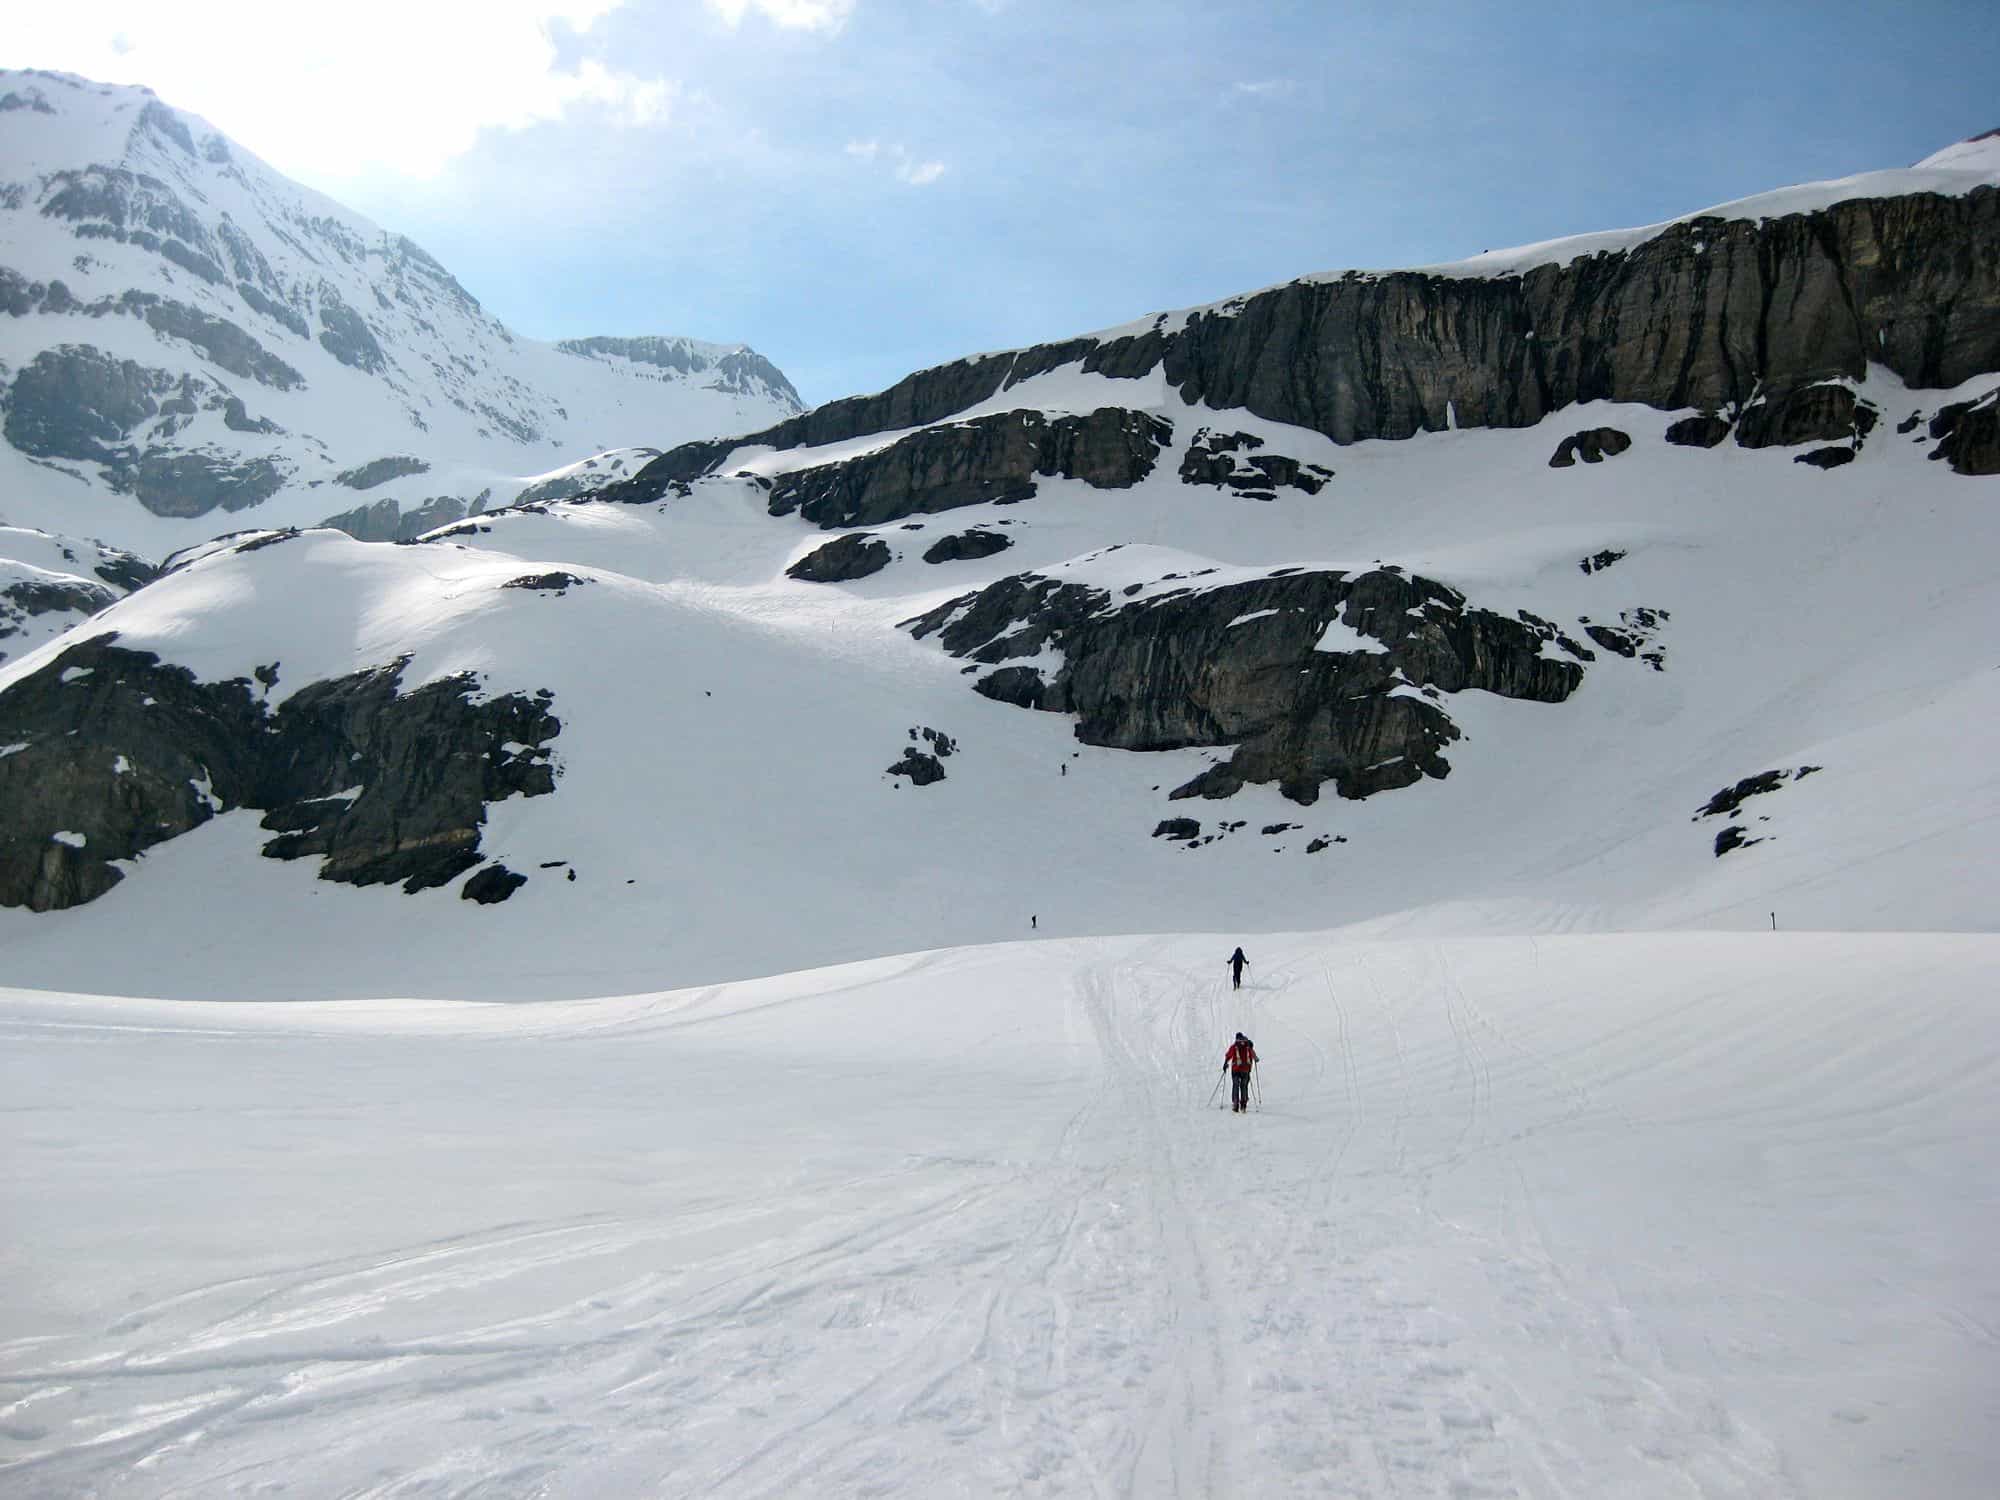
[0,364,1995,998]
[0,70,801,558]
[2,929,1994,1497]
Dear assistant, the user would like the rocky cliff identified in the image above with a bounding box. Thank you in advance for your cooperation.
[0,631,558,911]
[611,179,1998,507]
[907,566,1585,805]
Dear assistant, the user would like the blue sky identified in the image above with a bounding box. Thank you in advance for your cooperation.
[19,0,2000,405]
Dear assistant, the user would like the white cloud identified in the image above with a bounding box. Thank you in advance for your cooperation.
[1234,79,1297,99]
[847,140,945,187]
[705,0,856,31]
[10,1,673,183]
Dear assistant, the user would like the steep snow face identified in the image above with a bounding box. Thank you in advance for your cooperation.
[0,70,803,557]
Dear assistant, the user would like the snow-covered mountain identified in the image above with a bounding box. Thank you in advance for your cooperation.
[0,69,802,560]
[0,127,1995,999]
[2,111,1998,1500]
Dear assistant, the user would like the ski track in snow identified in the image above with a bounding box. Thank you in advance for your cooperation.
[2,932,1996,1497]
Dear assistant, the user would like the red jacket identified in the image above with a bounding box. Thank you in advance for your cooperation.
[1225,1040,1257,1072]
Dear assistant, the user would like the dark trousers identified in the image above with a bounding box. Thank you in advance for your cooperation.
[1231,1069,1252,1111]
[1231,966,1244,989]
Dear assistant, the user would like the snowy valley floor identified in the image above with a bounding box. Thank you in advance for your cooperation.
[2,931,1995,1498]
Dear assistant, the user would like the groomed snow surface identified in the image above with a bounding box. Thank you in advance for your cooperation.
[4,930,1995,1498]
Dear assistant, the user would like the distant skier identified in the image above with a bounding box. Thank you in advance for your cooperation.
[1223,1032,1258,1113]
[1227,946,1249,990]
[1031,914,1037,930]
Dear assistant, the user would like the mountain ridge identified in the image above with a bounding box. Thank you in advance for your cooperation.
[0,114,1995,997]
[0,68,803,557]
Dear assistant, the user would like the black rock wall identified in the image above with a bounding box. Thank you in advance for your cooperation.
[610,188,2000,508]
[768,408,1174,528]
[908,567,1583,805]
[0,636,560,911]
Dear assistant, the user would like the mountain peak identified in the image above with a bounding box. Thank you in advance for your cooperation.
[1914,127,2000,171]
[0,69,805,553]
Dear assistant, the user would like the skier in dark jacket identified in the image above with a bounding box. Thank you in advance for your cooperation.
[1224,1033,1258,1112]
[1227,946,1249,989]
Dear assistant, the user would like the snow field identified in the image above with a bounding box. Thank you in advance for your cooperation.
[2,929,1994,1497]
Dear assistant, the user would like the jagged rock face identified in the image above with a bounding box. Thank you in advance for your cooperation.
[556,337,804,408]
[1163,193,2000,444]
[620,186,1998,511]
[1929,387,2000,473]
[0,635,559,911]
[767,409,1174,528]
[907,567,1583,805]
[1178,428,1333,498]
[319,493,483,543]
[787,533,892,582]
[1734,384,1877,449]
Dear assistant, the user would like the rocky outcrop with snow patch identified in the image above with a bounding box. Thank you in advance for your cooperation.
[906,565,1584,805]
[0,632,559,912]
[0,525,157,666]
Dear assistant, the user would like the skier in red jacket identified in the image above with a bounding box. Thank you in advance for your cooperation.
[1223,1032,1258,1113]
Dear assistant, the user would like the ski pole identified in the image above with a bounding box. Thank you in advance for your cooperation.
[1206,1071,1224,1108]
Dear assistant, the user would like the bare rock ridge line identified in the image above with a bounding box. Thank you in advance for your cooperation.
[610,185,2000,505]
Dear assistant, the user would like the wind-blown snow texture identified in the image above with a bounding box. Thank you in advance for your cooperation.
[3,933,1996,1497]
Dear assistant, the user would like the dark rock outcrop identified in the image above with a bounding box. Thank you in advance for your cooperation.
[1178,428,1333,497]
[1695,765,1820,821]
[1664,413,1733,447]
[502,571,592,592]
[1928,387,2000,474]
[1794,446,1856,468]
[1580,607,1669,670]
[3,345,170,463]
[315,283,387,374]
[1548,427,1632,467]
[768,408,1173,529]
[0,636,560,911]
[922,528,1013,564]
[601,333,1175,503]
[908,565,1582,805]
[1713,825,1762,857]
[319,494,478,543]
[123,450,287,517]
[886,749,946,785]
[461,864,527,904]
[1153,818,1200,841]
[336,456,431,490]
[1579,548,1626,575]
[1734,384,1877,449]
[787,533,892,582]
